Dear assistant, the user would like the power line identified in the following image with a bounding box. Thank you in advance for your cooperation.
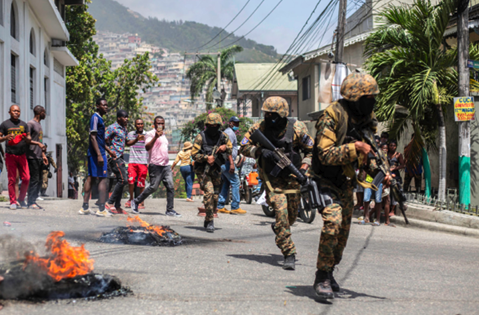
[193,0,252,51]
[203,0,266,51]
[217,0,285,49]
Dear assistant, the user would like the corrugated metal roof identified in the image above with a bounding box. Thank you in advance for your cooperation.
[234,63,296,92]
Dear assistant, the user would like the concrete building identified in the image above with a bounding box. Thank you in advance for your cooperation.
[231,63,298,118]
[0,0,81,197]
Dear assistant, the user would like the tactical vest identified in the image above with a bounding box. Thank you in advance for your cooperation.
[312,100,376,187]
[262,118,302,179]
[194,131,226,171]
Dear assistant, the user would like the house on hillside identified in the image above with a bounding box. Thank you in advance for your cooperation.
[231,63,297,119]
[0,0,83,197]
[279,0,414,121]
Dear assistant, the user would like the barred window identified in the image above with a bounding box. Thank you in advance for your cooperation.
[11,54,16,103]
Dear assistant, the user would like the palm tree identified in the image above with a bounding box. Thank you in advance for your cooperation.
[364,0,479,201]
[186,45,243,109]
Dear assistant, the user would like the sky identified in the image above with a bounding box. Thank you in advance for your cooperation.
[113,0,364,54]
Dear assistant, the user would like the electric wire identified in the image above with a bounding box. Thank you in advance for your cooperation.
[214,0,285,50]
[193,0,252,51]
[202,0,266,51]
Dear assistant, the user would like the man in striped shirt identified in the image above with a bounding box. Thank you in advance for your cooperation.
[125,119,148,211]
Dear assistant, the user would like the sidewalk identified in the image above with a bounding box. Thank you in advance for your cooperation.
[390,202,479,238]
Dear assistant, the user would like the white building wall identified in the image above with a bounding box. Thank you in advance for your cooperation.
[0,0,70,198]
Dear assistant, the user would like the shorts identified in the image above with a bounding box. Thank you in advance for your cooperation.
[364,183,383,203]
[88,154,108,178]
[128,163,148,187]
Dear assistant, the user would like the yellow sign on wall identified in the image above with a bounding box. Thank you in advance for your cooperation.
[454,97,475,121]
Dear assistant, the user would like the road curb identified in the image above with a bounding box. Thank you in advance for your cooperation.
[390,215,479,238]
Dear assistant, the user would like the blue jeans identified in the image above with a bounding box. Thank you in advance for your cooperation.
[364,183,383,203]
[217,161,240,210]
[180,165,195,198]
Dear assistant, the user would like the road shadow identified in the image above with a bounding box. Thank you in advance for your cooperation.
[183,226,223,231]
[254,221,275,227]
[251,213,274,218]
[227,253,283,267]
[138,212,164,216]
[285,285,386,304]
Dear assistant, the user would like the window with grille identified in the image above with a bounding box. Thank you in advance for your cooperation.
[30,68,35,109]
[54,58,64,77]
[30,30,35,56]
[11,54,16,103]
[302,76,311,101]
[10,4,15,39]
[44,77,49,113]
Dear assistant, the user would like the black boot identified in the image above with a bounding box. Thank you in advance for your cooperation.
[313,270,334,299]
[205,220,215,233]
[283,254,295,270]
[329,270,340,292]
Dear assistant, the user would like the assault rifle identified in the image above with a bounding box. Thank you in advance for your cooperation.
[203,144,220,181]
[350,127,409,224]
[250,129,306,185]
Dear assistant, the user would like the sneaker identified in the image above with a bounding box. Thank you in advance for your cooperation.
[18,201,27,209]
[218,208,231,214]
[166,210,182,218]
[125,200,131,208]
[131,199,139,213]
[283,254,296,270]
[110,208,120,215]
[205,220,215,233]
[96,210,112,217]
[138,204,145,210]
[78,208,91,215]
[37,197,44,201]
[105,203,114,210]
[231,208,247,215]
[10,203,17,210]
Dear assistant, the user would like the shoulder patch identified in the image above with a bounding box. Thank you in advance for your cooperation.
[241,137,249,145]
[302,134,314,146]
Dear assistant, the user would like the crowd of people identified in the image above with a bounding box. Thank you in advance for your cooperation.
[0,104,56,210]
[355,131,422,226]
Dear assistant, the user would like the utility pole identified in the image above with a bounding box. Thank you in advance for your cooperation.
[335,0,347,63]
[458,0,470,206]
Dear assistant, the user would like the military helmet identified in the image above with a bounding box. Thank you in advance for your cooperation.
[261,96,289,118]
[205,113,223,125]
[340,73,380,102]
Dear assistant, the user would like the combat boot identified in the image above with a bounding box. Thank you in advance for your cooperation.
[313,270,334,299]
[205,220,215,233]
[283,254,295,270]
[329,269,340,292]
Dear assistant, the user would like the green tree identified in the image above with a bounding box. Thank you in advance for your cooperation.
[65,1,158,172]
[180,107,253,144]
[364,0,479,201]
[186,45,243,109]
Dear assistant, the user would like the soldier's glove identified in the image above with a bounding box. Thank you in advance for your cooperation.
[262,149,276,162]
[299,168,307,177]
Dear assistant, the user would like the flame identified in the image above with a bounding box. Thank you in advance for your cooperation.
[127,216,168,236]
[24,231,94,282]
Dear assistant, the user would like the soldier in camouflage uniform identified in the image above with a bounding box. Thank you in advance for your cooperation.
[312,73,391,299]
[240,96,313,270]
[192,113,233,233]
[41,146,57,196]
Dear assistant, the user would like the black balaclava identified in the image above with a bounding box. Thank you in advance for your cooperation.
[346,96,376,118]
[205,125,221,139]
[265,113,287,130]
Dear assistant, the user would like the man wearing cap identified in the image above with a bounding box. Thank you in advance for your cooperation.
[240,97,314,271]
[105,110,129,215]
[217,116,246,215]
[192,113,233,232]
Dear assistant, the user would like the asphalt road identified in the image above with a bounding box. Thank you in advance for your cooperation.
[0,198,478,315]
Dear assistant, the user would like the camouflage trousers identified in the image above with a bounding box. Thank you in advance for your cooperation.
[42,170,49,190]
[198,174,222,222]
[317,181,354,272]
[264,173,301,257]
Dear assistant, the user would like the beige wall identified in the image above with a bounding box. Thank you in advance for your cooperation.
[294,63,318,121]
